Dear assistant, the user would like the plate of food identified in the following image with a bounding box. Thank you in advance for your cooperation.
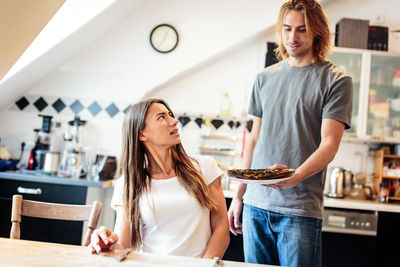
[226,168,295,184]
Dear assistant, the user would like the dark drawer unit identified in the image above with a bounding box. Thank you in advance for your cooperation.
[375,211,400,267]
[0,179,87,245]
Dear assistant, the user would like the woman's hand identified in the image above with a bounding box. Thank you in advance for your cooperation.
[89,226,119,254]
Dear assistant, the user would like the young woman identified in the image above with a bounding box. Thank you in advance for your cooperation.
[89,99,229,258]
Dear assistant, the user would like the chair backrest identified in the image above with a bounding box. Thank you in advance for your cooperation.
[10,194,103,246]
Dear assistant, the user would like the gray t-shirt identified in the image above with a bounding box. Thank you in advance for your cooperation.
[245,60,353,219]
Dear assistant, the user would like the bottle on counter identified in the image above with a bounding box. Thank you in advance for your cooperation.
[27,133,41,170]
[220,93,230,117]
[378,182,389,203]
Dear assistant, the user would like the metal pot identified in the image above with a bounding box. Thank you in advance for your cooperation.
[35,150,60,173]
[326,167,353,198]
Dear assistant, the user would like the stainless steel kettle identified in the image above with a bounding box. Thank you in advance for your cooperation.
[326,167,353,198]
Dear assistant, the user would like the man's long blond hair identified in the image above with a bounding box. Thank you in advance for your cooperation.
[275,0,331,63]
[120,98,217,250]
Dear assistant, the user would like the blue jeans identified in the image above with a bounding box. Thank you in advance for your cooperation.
[243,204,322,267]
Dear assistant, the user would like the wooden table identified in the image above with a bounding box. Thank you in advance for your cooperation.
[0,238,273,266]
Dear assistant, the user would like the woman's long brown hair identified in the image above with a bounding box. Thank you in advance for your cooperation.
[275,0,331,63]
[120,98,217,250]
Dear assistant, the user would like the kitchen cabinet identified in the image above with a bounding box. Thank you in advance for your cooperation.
[373,149,400,200]
[329,48,400,142]
[0,178,87,245]
[375,211,400,267]
[328,49,363,136]
[0,171,114,245]
[322,231,376,267]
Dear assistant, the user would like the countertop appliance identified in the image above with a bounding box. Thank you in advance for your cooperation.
[89,155,117,181]
[322,207,378,267]
[326,167,353,198]
[323,208,378,236]
[28,115,60,174]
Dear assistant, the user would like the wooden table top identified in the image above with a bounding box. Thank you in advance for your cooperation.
[0,238,273,266]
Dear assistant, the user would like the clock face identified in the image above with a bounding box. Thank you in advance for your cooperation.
[150,24,179,53]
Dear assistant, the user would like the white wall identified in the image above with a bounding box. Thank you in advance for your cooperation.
[1,0,400,177]
[0,0,282,159]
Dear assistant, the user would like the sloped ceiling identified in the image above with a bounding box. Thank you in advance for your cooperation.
[0,0,144,111]
[0,0,65,81]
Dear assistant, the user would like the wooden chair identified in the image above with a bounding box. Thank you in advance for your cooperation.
[10,194,103,246]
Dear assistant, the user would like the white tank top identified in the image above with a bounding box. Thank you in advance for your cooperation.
[111,155,223,257]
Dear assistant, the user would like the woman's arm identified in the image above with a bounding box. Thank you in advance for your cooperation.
[113,206,132,249]
[202,175,230,259]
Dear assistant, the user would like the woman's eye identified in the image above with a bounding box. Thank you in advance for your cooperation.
[158,115,165,120]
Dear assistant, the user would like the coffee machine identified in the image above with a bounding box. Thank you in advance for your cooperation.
[27,115,61,173]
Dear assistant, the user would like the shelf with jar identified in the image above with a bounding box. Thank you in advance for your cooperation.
[328,47,400,143]
[198,120,248,191]
[174,112,252,192]
[373,149,400,201]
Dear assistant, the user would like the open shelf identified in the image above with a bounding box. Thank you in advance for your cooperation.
[382,175,400,179]
[201,134,238,141]
[198,146,237,156]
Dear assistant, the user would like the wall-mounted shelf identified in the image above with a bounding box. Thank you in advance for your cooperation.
[201,134,238,141]
[373,149,400,201]
[342,135,400,145]
[199,146,236,156]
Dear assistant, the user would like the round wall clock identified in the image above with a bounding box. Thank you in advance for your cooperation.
[149,24,179,53]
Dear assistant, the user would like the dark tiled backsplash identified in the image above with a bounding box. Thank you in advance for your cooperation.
[11,95,130,118]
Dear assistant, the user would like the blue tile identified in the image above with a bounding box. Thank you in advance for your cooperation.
[123,104,131,114]
[105,103,119,118]
[88,101,102,117]
[70,100,84,115]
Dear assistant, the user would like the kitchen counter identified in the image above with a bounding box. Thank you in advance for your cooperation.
[323,196,400,213]
[223,190,400,213]
[0,170,113,188]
